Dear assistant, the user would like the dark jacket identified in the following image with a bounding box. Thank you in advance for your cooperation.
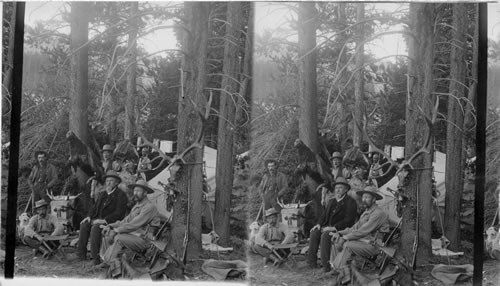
[88,188,128,224]
[318,195,357,231]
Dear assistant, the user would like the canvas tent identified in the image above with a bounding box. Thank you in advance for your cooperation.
[146,147,218,220]
[378,151,446,225]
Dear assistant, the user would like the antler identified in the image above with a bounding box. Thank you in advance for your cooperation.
[354,96,438,179]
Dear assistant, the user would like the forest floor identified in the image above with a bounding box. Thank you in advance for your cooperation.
[13,240,247,282]
[247,242,500,286]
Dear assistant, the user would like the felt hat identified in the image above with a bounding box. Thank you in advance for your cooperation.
[264,208,280,217]
[102,144,114,152]
[331,152,343,159]
[356,185,384,200]
[332,177,351,190]
[34,199,48,209]
[103,170,122,183]
[128,179,155,194]
[264,158,279,167]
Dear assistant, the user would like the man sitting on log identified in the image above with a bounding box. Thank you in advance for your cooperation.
[307,177,357,272]
[96,179,159,273]
[329,186,389,284]
[23,200,65,258]
[75,170,128,265]
[253,208,296,266]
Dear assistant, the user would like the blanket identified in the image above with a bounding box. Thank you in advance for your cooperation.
[431,264,473,285]
[201,259,247,280]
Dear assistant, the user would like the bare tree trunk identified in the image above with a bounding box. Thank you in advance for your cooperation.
[444,3,467,250]
[170,2,210,260]
[298,2,318,153]
[353,3,365,147]
[69,2,91,144]
[464,4,478,134]
[214,2,246,245]
[124,2,138,141]
[402,3,435,266]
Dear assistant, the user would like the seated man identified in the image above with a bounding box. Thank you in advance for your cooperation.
[76,170,128,265]
[308,177,357,272]
[253,208,295,266]
[23,200,65,257]
[330,186,389,284]
[97,179,159,270]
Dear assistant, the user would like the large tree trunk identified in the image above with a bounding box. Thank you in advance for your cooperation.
[402,3,435,266]
[464,4,478,135]
[444,3,468,250]
[352,3,365,147]
[298,2,318,153]
[70,2,91,144]
[169,2,210,260]
[124,2,138,141]
[214,2,246,246]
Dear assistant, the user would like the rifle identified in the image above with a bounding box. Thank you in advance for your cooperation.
[410,184,419,270]
[181,181,191,266]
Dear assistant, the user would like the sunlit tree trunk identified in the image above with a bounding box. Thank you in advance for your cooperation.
[353,3,365,147]
[402,2,435,266]
[124,2,138,141]
[298,2,318,153]
[214,2,246,245]
[2,2,16,117]
[69,2,91,144]
[170,2,210,260]
[444,3,468,250]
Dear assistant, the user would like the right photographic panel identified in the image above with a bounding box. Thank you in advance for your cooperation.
[248,2,488,285]
[486,2,500,285]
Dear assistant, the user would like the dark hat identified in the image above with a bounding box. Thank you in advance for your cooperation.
[356,185,384,200]
[102,144,114,152]
[331,152,343,159]
[128,179,155,194]
[34,150,48,159]
[264,208,280,217]
[264,158,279,167]
[34,199,48,209]
[103,170,122,183]
[332,177,351,190]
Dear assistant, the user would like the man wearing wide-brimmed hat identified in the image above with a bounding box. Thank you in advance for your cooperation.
[28,150,59,211]
[253,208,295,266]
[308,177,357,272]
[97,179,159,272]
[23,199,65,257]
[75,170,128,265]
[258,159,288,211]
[329,185,389,284]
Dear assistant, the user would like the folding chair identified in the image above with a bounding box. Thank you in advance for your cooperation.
[131,215,171,267]
[39,234,70,262]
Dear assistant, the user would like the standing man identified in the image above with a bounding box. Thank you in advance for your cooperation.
[137,146,152,180]
[368,153,384,187]
[102,144,114,173]
[307,177,357,271]
[97,179,159,272]
[330,186,389,284]
[76,170,128,265]
[253,208,296,266]
[28,151,59,211]
[258,159,288,211]
[330,152,350,181]
[23,200,65,257]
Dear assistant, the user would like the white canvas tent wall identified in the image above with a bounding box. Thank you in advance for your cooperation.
[378,151,446,225]
[146,147,217,219]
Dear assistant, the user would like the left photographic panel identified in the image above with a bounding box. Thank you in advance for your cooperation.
[2,1,251,282]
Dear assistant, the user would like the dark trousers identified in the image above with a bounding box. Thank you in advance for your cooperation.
[77,221,104,263]
[308,229,332,269]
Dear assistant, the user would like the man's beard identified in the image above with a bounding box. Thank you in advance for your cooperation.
[133,195,145,202]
